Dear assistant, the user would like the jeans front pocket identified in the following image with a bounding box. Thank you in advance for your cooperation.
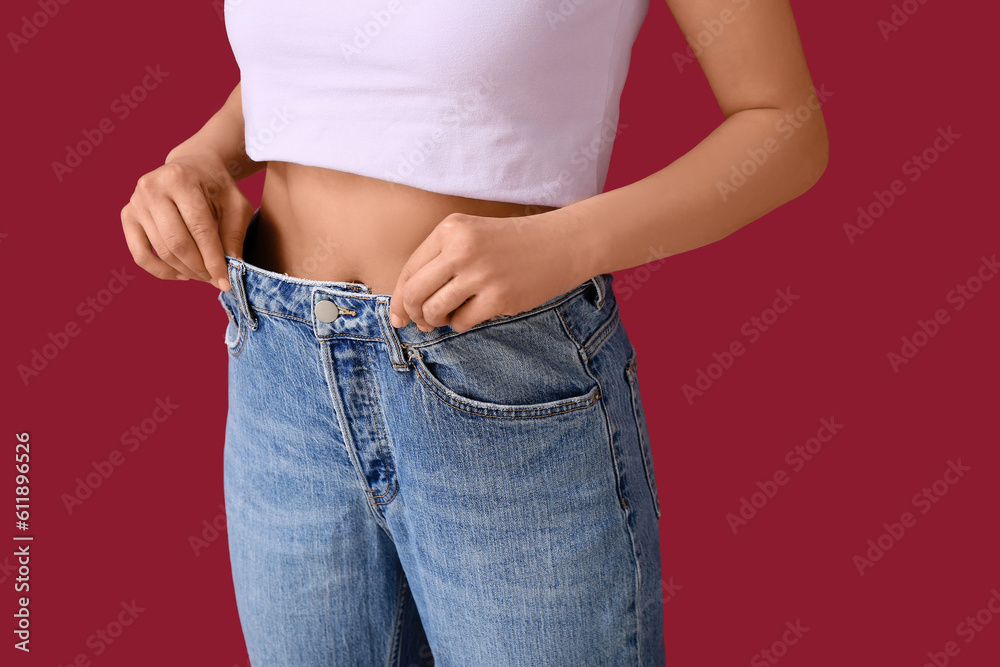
[405,307,601,419]
[624,347,662,519]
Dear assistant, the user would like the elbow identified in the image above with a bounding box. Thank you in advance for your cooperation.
[798,115,830,193]
[810,128,830,187]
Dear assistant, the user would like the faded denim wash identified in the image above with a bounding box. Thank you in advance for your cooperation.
[217,211,665,666]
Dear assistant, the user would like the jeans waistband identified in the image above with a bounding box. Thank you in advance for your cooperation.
[223,250,613,369]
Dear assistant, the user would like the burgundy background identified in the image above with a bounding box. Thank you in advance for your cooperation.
[4,0,998,665]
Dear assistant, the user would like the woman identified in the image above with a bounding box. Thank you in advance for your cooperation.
[121,0,828,664]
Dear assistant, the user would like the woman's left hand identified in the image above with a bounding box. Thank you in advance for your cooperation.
[388,211,589,334]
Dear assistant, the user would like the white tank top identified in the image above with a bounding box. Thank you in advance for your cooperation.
[224,0,649,207]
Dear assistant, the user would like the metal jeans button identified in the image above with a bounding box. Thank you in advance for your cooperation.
[315,299,340,323]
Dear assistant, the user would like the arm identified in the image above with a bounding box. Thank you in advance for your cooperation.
[388,0,828,332]
[549,0,829,278]
[122,81,261,289]
[165,82,267,182]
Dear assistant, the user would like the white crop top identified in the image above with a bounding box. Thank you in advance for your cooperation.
[225,1,649,207]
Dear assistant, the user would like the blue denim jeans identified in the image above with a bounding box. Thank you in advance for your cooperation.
[217,227,665,666]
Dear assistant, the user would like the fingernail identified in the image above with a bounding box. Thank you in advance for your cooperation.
[217,277,230,291]
[389,313,402,328]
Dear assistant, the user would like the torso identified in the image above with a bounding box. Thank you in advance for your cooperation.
[243,162,557,295]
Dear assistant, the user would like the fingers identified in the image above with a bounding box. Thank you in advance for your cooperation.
[146,198,215,283]
[123,159,248,290]
[445,292,498,334]
[408,267,469,330]
[121,209,189,281]
[390,241,443,329]
[173,190,233,291]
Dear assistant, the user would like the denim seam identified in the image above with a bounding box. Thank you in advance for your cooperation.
[250,306,389,338]
[625,352,661,519]
[591,369,629,513]
[237,276,595,346]
[554,306,584,351]
[411,360,601,420]
[356,345,390,501]
[371,477,399,507]
[237,308,392,348]
[592,273,608,310]
[318,334,385,343]
[242,262,372,292]
[318,340,392,509]
[583,304,621,361]
[618,356,647,667]
[219,293,248,357]
[388,573,407,667]
[360,342,398,503]
[627,509,644,667]
[228,324,247,357]
[376,302,411,371]
[232,263,259,330]
[251,306,313,325]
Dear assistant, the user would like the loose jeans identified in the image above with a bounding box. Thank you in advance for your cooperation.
[217,222,665,666]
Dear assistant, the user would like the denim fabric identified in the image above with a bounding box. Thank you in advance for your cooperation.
[217,220,664,666]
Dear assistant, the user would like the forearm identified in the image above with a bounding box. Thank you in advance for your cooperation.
[548,105,829,281]
[164,82,266,182]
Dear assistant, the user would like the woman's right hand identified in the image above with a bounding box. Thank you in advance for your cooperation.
[121,153,254,291]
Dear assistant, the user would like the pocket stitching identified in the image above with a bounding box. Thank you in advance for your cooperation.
[410,353,600,420]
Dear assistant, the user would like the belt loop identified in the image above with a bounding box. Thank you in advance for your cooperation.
[228,258,258,330]
[375,298,411,371]
[588,274,607,311]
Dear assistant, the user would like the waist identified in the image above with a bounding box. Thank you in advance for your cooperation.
[244,161,558,294]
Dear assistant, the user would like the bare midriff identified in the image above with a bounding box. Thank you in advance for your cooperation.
[243,162,558,295]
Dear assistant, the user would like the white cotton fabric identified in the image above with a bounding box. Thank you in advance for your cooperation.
[225,0,649,207]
